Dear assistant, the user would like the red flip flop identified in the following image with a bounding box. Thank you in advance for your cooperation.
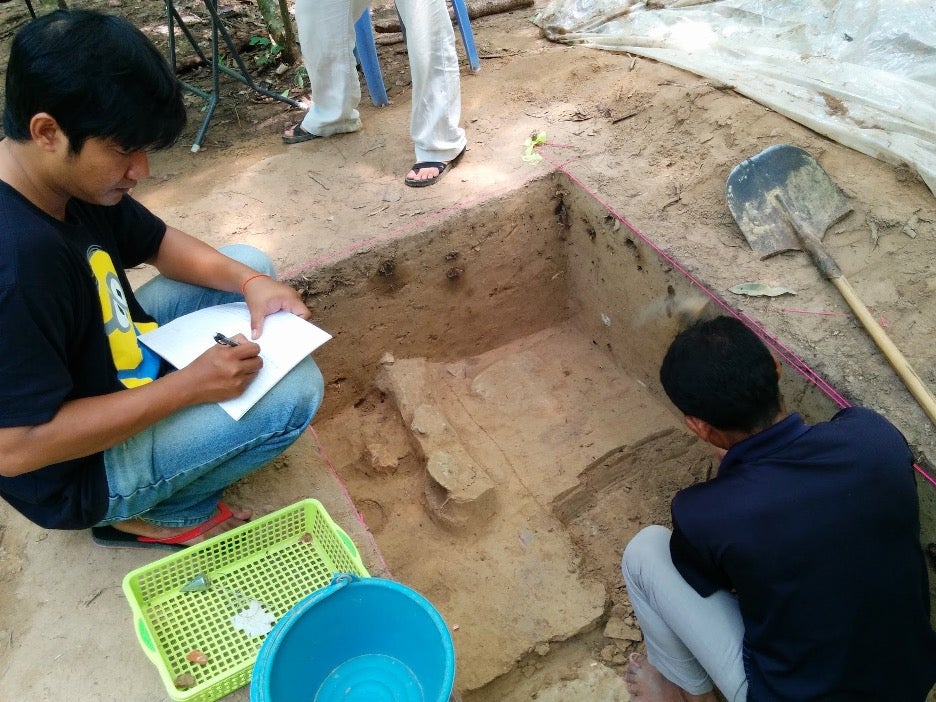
[138,501,235,544]
[91,502,237,550]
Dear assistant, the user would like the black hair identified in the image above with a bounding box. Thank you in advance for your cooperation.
[659,316,781,432]
[3,9,186,153]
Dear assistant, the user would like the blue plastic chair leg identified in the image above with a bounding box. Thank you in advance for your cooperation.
[354,0,479,108]
[354,8,390,107]
[450,0,480,73]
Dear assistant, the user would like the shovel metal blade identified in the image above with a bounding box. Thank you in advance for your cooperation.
[725,144,852,259]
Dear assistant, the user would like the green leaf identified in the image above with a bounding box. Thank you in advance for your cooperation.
[728,282,796,297]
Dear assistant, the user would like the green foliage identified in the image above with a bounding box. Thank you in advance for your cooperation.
[249,36,284,67]
[295,67,309,91]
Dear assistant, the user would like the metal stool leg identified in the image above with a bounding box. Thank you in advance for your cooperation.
[164,0,305,151]
[165,0,216,151]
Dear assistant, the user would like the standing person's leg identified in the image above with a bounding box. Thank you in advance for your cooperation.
[396,0,467,185]
[285,0,369,142]
[94,245,324,544]
[622,525,748,702]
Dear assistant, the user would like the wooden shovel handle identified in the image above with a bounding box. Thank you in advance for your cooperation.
[796,227,842,280]
[779,194,936,424]
[830,275,936,426]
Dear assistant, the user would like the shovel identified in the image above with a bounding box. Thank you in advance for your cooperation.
[726,144,936,426]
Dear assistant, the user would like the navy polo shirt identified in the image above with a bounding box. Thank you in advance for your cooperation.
[670,407,936,701]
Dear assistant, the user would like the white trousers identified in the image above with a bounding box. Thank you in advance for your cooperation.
[621,525,748,701]
[293,0,467,164]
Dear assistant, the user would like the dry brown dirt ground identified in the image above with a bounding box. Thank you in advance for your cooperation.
[1,1,935,700]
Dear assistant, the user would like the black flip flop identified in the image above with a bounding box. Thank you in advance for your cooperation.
[91,525,187,551]
[404,147,466,188]
[282,124,322,145]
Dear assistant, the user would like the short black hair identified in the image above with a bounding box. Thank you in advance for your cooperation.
[659,316,781,432]
[3,9,186,153]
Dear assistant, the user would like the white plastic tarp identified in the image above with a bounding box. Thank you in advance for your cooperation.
[533,0,936,197]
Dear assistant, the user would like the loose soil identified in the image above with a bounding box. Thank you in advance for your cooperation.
[0,1,934,700]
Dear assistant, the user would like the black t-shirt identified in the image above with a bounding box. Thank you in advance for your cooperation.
[0,181,165,529]
[670,408,936,701]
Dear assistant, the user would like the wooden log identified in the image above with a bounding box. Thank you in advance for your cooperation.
[373,0,535,34]
[376,32,405,46]
[174,31,254,75]
[465,0,536,18]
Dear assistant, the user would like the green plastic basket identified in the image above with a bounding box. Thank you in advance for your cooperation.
[121,498,370,702]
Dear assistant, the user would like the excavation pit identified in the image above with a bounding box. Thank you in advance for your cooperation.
[286,172,859,698]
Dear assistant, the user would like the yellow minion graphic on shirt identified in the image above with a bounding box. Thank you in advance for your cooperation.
[87,246,160,388]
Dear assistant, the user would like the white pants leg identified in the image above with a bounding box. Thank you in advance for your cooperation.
[395,0,467,163]
[294,0,368,136]
[622,525,748,701]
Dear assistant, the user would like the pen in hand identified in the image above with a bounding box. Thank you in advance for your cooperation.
[214,332,240,347]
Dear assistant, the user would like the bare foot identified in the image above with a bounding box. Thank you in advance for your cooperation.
[281,123,322,144]
[111,504,252,546]
[404,148,465,187]
[405,163,443,183]
[625,653,718,702]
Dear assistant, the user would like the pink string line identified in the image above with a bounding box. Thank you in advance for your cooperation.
[782,308,889,329]
[307,425,393,577]
[781,308,848,316]
[537,143,936,489]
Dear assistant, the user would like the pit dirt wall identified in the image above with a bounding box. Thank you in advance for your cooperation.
[287,170,935,628]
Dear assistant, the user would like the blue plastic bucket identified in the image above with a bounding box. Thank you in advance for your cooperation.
[251,574,455,701]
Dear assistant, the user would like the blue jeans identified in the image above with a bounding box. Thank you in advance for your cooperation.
[97,245,324,528]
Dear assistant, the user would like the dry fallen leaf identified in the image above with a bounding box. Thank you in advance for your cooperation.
[728,282,796,298]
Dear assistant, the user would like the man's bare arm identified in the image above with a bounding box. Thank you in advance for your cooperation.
[0,337,261,477]
[151,227,311,337]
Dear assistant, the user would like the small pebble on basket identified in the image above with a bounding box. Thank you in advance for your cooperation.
[173,673,197,689]
[186,649,209,665]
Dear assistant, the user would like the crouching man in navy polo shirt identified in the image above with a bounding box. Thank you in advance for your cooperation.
[621,315,936,701]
